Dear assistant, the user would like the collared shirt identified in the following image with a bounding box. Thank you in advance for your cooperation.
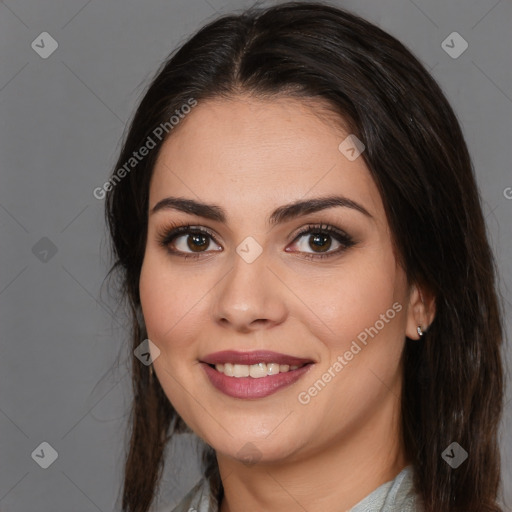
[167,465,424,512]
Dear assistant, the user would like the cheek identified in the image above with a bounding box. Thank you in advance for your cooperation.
[139,250,205,355]
[296,248,404,354]
[299,248,407,416]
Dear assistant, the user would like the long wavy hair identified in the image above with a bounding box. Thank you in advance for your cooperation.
[104,2,506,511]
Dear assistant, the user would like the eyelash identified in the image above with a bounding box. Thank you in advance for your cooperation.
[156,222,356,261]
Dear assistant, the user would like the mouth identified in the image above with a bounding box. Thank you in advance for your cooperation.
[205,361,311,378]
[199,350,315,399]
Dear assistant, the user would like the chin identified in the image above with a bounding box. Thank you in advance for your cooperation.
[211,433,303,465]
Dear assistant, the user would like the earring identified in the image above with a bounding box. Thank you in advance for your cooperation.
[417,326,424,337]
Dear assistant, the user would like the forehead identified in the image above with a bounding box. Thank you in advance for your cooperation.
[149,95,383,221]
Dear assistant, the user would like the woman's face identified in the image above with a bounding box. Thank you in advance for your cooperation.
[139,95,420,464]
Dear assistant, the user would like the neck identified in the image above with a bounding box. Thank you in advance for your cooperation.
[217,391,408,512]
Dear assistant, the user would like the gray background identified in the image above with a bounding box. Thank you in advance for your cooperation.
[0,0,511,510]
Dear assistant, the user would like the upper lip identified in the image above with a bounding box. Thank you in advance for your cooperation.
[201,350,314,366]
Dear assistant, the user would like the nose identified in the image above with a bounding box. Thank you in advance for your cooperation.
[211,249,288,333]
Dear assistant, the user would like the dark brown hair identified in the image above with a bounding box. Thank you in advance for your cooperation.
[104,2,506,511]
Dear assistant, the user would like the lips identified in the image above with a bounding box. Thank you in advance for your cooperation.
[199,350,315,399]
[200,350,314,367]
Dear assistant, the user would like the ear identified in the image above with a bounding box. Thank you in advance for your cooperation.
[405,282,436,340]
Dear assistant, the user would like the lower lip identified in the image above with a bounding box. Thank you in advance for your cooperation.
[200,363,314,399]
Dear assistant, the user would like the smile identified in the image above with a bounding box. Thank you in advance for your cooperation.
[212,362,305,377]
[200,350,315,399]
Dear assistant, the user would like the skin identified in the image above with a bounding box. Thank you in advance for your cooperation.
[139,95,435,512]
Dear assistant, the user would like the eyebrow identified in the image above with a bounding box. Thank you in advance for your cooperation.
[150,195,373,225]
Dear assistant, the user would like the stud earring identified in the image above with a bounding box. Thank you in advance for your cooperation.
[417,326,424,337]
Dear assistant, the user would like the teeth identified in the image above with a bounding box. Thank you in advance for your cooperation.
[250,363,267,378]
[233,364,250,377]
[214,362,302,377]
[267,363,280,375]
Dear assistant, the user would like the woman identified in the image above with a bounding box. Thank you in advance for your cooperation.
[104,2,505,511]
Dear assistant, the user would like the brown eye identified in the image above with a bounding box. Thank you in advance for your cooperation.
[157,224,222,259]
[186,233,210,252]
[308,233,332,252]
[170,231,221,254]
[286,223,356,260]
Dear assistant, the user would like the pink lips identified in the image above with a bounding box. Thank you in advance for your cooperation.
[201,350,314,367]
[200,350,315,399]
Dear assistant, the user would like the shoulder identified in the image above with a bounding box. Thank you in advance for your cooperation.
[350,465,424,512]
[168,478,216,512]
[383,465,424,512]
[166,467,423,512]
